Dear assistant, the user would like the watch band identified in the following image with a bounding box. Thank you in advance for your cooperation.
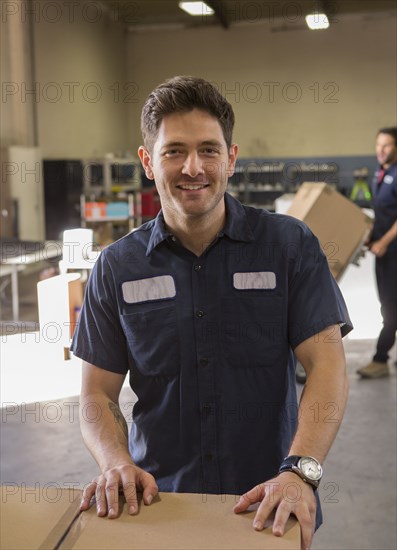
[279,455,301,471]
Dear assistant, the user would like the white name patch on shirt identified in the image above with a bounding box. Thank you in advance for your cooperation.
[122,275,176,304]
[233,271,276,290]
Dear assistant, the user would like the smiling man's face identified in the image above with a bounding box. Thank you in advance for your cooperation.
[139,109,238,226]
[376,132,397,169]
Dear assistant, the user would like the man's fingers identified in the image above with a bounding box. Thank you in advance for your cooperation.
[233,484,266,513]
[82,466,158,519]
[120,467,157,513]
[272,500,291,536]
[252,491,276,531]
[135,470,159,505]
[273,487,315,549]
[122,480,139,515]
[105,478,120,518]
[95,480,107,517]
[140,471,159,506]
[296,506,315,550]
[80,481,97,511]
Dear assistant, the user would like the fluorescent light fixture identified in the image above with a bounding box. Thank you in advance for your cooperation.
[179,2,214,16]
[305,13,330,30]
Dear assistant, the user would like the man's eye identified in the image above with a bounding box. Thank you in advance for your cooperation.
[164,149,181,157]
[201,148,218,155]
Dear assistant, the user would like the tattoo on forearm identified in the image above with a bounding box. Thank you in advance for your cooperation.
[108,401,129,438]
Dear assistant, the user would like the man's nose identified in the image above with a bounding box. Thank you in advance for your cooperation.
[182,152,204,177]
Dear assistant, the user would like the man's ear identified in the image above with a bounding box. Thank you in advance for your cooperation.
[227,144,239,177]
[138,146,154,180]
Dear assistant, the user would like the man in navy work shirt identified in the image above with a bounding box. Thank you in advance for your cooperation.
[72,76,352,550]
[357,127,397,378]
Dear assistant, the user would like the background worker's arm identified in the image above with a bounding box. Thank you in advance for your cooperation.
[79,362,158,517]
[234,325,349,550]
[369,219,397,257]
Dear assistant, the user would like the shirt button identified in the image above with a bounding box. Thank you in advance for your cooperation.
[196,310,205,318]
[194,264,202,271]
[202,404,212,416]
[171,236,176,242]
[204,453,215,462]
[199,357,209,366]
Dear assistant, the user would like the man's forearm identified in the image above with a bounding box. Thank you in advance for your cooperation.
[80,393,133,472]
[380,220,397,247]
[289,362,349,463]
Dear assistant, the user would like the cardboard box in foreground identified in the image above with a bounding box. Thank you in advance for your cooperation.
[287,183,373,280]
[1,487,300,550]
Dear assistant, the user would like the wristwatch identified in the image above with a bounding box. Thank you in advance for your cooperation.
[278,455,323,489]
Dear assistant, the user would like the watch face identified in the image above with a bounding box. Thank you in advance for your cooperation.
[299,457,323,481]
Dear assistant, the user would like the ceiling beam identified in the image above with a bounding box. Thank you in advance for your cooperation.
[206,0,229,29]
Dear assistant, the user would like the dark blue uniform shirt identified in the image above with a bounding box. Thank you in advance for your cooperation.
[72,193,352,516]
[371,162,397,254]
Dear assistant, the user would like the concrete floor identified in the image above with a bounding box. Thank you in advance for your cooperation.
[1,262,396,550]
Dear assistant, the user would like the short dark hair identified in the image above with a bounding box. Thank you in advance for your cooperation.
[141,76,235,152]
[377,127,397,146]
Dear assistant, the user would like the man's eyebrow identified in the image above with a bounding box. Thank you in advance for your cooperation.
[161,141,185,149]
[200,140,223,147]
[160,139,224,150]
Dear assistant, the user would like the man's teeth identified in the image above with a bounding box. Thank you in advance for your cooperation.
[180,184,206,190]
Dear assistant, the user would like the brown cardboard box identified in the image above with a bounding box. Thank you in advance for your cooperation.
[0,486,81,550]
[1,488,300,550]
[287,183,373,280]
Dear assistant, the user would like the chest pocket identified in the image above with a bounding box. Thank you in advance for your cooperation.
[221,295,286,368]
[120,304,180,377]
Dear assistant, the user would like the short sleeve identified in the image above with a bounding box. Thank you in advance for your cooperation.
[287,224,353,349]
[70,250,129,374]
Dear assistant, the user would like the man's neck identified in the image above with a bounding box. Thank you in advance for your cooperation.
[164,207,226,257]
[382,156,397,170]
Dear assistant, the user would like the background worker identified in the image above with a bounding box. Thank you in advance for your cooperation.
[72,76,352,550]
[357,127,397,378]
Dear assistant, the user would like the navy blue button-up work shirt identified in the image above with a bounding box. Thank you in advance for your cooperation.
[371,162,397,255]
[72,193,352,499]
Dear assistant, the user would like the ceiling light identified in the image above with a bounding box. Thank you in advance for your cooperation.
[178,2,214,17]
[305,13,330,30]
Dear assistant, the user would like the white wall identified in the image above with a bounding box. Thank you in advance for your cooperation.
[126,12,397,157]
[2,6,395,161]
[4,146,45,240]
[32,0,130,159]
[1,0,36,147]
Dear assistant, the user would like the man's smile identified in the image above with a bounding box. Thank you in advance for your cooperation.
[176,183,210,191]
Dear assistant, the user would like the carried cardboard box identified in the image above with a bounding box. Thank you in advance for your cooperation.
[1,487,300,550]
[287,183,373,280]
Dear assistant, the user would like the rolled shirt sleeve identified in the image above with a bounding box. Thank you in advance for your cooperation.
[287,221,353,349]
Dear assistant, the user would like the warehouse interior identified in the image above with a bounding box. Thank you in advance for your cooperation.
[1,1,396,549]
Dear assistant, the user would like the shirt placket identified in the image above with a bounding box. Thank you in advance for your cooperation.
[191,256,220,495]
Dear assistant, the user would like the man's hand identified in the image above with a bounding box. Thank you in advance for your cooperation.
[80,463,158,519]
[233,472,316,550]
[369,239,388,257]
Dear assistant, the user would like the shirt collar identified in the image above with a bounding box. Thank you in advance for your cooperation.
[146,212,172,256]
[146,192,255,256]
[222,192,255,243]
